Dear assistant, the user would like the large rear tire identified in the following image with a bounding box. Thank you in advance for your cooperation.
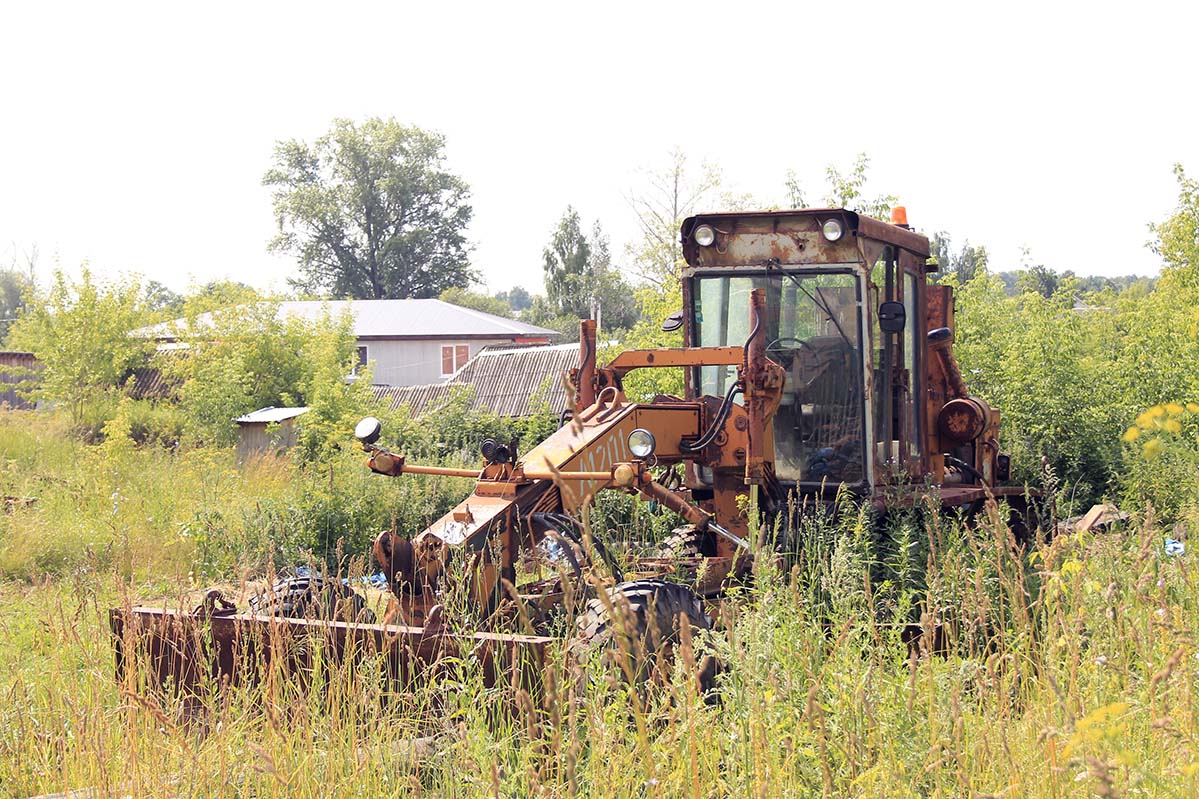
[572,579,718,696]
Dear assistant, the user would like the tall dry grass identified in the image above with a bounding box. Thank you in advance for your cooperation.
[1,412,1197,797]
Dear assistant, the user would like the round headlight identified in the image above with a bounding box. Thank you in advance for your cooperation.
[693,224,716,247]
[627,428,656,459]
[821,218,844,242]
[355,416,382,444]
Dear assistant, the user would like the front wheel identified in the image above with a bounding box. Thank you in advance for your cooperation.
[572,579,718,696]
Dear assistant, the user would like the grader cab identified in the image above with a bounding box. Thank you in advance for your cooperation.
[113,207,1026,696]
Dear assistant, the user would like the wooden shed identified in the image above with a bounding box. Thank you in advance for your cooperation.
[0,352,39,409]
[234,406,310,460]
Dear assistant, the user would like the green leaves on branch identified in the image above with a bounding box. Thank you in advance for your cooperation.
[538,208,636,331]
[1150,163,1199,285]
[265,117,474,300]
[7,268,152,426]
[164,302,374,458]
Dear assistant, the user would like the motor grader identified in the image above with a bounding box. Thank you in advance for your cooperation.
[112,206,1027,695]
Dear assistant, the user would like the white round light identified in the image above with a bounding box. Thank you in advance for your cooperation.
[355,416,382,444]
[822,219,844,242]
[627,428,656,459]
[694,224,716,247]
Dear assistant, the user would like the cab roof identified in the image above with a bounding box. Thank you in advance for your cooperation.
[680,208,931,266]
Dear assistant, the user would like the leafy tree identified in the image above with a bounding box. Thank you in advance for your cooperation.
[543,207,591,317]
[182,281,261,317]
[615,150,733,397]
[265,117,473,299]
[1150,163,1199,281]
[521,296,585,337]
[786,153,896,218]
[142,280,184,317]
[823,153,897,218]
[584,222,638,330]
[292,312,378,462]
[438,287,513,319]
[494,286,532,313]
[163,302,305,446]
[0,269,32,343]
[625,149,723,286]
[541,210,637,331]
[952,271,1122,505]
[150,296,381,456]
[1016,260,1064,299]
[614,281,685,402]
[7,268,152,424]
[783,169,808,209]
[929,232,988,284]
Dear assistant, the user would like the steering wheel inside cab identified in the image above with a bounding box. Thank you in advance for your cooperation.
[764,337,815,368]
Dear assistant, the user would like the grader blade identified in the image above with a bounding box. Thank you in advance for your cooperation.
[110,606,551,696]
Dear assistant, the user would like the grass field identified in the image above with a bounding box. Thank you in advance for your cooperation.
[1,411,1197,798]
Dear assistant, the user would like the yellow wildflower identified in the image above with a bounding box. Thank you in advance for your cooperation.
[1149,405,1166,418]
[1165,418,1183,434]
[1135,411,1156,429]
[1188,402,1199,413]
[1122,426,1141,443]
[1166,402,1185,415]
[1143,437,1164,459]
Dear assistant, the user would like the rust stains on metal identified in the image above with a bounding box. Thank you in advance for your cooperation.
[110,606,550,695]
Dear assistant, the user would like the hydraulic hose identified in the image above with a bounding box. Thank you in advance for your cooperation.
[682,380,743,452]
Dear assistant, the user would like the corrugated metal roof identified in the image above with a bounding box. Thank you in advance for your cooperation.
[371,341,581,418]
[235,406,311,424]
[138,300,558,341]
[125,367,180,400]
[453,342,577,417]
[372,383,458,416]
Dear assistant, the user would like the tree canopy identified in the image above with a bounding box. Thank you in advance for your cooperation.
[536,208,636,331]
[1150,163,1199,282]
[543,207,591,316]
[7,269,152,423]
[265,117,474,300]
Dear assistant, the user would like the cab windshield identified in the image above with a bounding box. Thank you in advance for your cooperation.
[693,269,866,484]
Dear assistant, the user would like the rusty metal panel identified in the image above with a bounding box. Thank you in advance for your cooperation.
[682,213,857,268]
[681,209,930,268]
[111,606,551,695]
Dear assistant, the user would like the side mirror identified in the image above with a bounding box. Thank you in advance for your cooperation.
[354,416,382,445]
[878,301,906,333]
[660,310,684,332]
[927,326,953,344]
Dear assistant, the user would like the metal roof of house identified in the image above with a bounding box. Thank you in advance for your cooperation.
[372,341,582,418]
[139,300,557,341]
[372,383,458,415]
[125,367,181,401]
[235,406,311,424]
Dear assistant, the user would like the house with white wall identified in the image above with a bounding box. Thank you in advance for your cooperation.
[143,299,558,387]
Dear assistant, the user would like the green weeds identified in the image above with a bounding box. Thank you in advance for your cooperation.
[1,413,1197,797]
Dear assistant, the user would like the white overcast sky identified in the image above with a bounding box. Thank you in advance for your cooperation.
[2,1,1196,295]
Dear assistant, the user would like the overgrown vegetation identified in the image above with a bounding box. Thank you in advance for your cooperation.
[1,149,1197,795]
[1,413,1196,796]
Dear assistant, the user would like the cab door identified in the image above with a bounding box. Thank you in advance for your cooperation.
[871,247,925,482]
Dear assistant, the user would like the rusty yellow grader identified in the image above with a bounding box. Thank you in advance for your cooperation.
[113,206,1030,694]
